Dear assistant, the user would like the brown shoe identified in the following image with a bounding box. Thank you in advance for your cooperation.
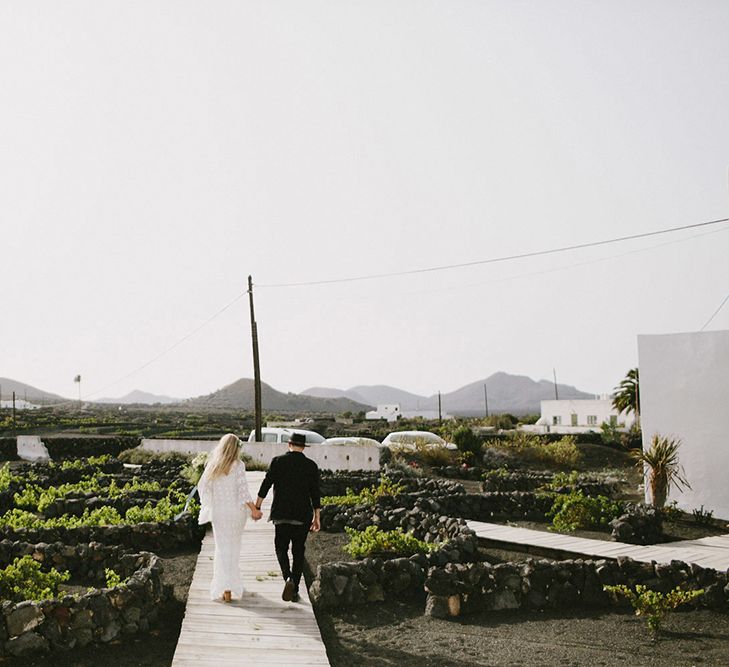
[223,590,232,603]
[282,579,295,602]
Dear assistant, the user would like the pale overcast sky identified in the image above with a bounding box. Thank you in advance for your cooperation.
[2,1,729,401]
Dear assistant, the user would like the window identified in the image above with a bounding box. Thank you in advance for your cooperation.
[571,414,578,426]
[552,416,562,426]
[587,415,597,426]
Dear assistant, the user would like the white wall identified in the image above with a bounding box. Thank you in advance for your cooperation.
[537,399,635,432]
[638,331,729,519]
[17,435,50,462]
[140,438,382,472]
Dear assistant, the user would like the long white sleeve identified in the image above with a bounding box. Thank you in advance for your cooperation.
[198,466,213,524]
[235,460,253,506]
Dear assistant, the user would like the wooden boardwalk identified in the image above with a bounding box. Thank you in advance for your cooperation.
[172,471,330,667]
[468,520,729,571]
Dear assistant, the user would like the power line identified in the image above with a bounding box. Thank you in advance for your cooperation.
[700,291,729,332]
[259,216,729,288]
[83,290,247,399]
[39,290,248,407]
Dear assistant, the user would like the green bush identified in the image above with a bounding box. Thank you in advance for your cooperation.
[604,584,704,634]
[105,568,123,589]
[548,490,623,532]
[538,436,582,466]
[343,525,439,559]
[118,448,190,465]
[321,477,405,506]
[452,426,482,458]
[0,555,70,602]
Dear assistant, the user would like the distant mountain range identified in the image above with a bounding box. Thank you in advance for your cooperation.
[2,372,596,414]
[0,377,67,404]
[303,372,595,415]
[97,390,180,405]
[183,378,372,413]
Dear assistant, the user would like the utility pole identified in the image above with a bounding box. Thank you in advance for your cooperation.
[483,383,489,418]
[438,391,442,424]
[12,391,16,434]
[248,276,262,442]
[553,368,559,400]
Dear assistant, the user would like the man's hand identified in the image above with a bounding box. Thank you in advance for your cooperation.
[310,517,320,532]
[251,507,263,521]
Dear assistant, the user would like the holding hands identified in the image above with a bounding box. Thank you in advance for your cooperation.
[247,502,263,521]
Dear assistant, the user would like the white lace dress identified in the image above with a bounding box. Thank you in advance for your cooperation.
[197,460,253,600]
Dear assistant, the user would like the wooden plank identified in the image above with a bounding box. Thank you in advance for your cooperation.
[172,472,330,667]
[467,519,729,570]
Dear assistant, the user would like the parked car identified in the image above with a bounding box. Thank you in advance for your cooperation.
[321,437,382,448]
[247,427,325,444]
[380,430,457,450]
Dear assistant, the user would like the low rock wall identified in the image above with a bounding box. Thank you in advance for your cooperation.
[0,546,168,657]
[0,515,204,551]
[424,556,729,618]
[311,504,480,609]
[319,470,464,498]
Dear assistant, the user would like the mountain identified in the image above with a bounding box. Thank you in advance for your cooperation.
[439,372,593,415]
[302,372,595,415]
[96,390,180,405]
[185,378,372,413]
[0,377,68,404]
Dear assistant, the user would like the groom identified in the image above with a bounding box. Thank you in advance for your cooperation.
[254,432,321,602]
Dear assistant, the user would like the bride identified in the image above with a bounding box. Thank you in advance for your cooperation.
[198,433,263,602]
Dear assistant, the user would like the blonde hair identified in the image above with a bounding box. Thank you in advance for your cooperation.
[205,433,242,479]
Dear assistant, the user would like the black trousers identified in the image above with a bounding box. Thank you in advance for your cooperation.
[274,522,309,589]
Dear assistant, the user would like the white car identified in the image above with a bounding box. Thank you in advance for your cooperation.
[380,430,457,450]
[247,427,325,445]
[321,437,383,448]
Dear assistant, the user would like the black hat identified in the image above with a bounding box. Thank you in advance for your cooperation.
[289,433,307,447]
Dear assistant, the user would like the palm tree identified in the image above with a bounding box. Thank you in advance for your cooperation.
[632,434,690,508]
[613,368,640,416]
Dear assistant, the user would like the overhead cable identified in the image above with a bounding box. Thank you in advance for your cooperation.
[259,216,729,288]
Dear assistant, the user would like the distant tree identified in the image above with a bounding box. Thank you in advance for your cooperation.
[613,368,640,416]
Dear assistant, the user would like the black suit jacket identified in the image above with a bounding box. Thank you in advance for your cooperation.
[257,450,321,524]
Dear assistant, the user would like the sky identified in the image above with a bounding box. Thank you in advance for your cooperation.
[2,1,729,402]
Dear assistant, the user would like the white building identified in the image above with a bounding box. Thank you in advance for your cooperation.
[366,404,402,422]
[523,398,635,434]
[638,330,729,519]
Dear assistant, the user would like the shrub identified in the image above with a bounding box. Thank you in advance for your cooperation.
[321,477,405,507]
[343,525,439,559]
[548,490,624,532]
[452,426,482,458]
[118,448,190,465]
[0,555,70,602]
[0,463,14,492]
[604,584,704,634]
[105,568,123,589]
[692,505,714,526]
[539,436,582,466]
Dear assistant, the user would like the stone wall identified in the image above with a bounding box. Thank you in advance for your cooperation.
[311,502,480,609]
[424,556,729,618]
[0,515,204,552]
[0,544,168,657]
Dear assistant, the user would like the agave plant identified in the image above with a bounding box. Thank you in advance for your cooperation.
[632,435,690,508]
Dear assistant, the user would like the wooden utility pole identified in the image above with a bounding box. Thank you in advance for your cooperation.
[553,368,559,400]
[438,391,442,424]
[483,383,489,417]
[248,276,262,442]
[12,391,16,434]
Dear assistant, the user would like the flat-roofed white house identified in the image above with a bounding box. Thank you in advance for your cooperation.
[522,397,636,434]
[366,404,402,422]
